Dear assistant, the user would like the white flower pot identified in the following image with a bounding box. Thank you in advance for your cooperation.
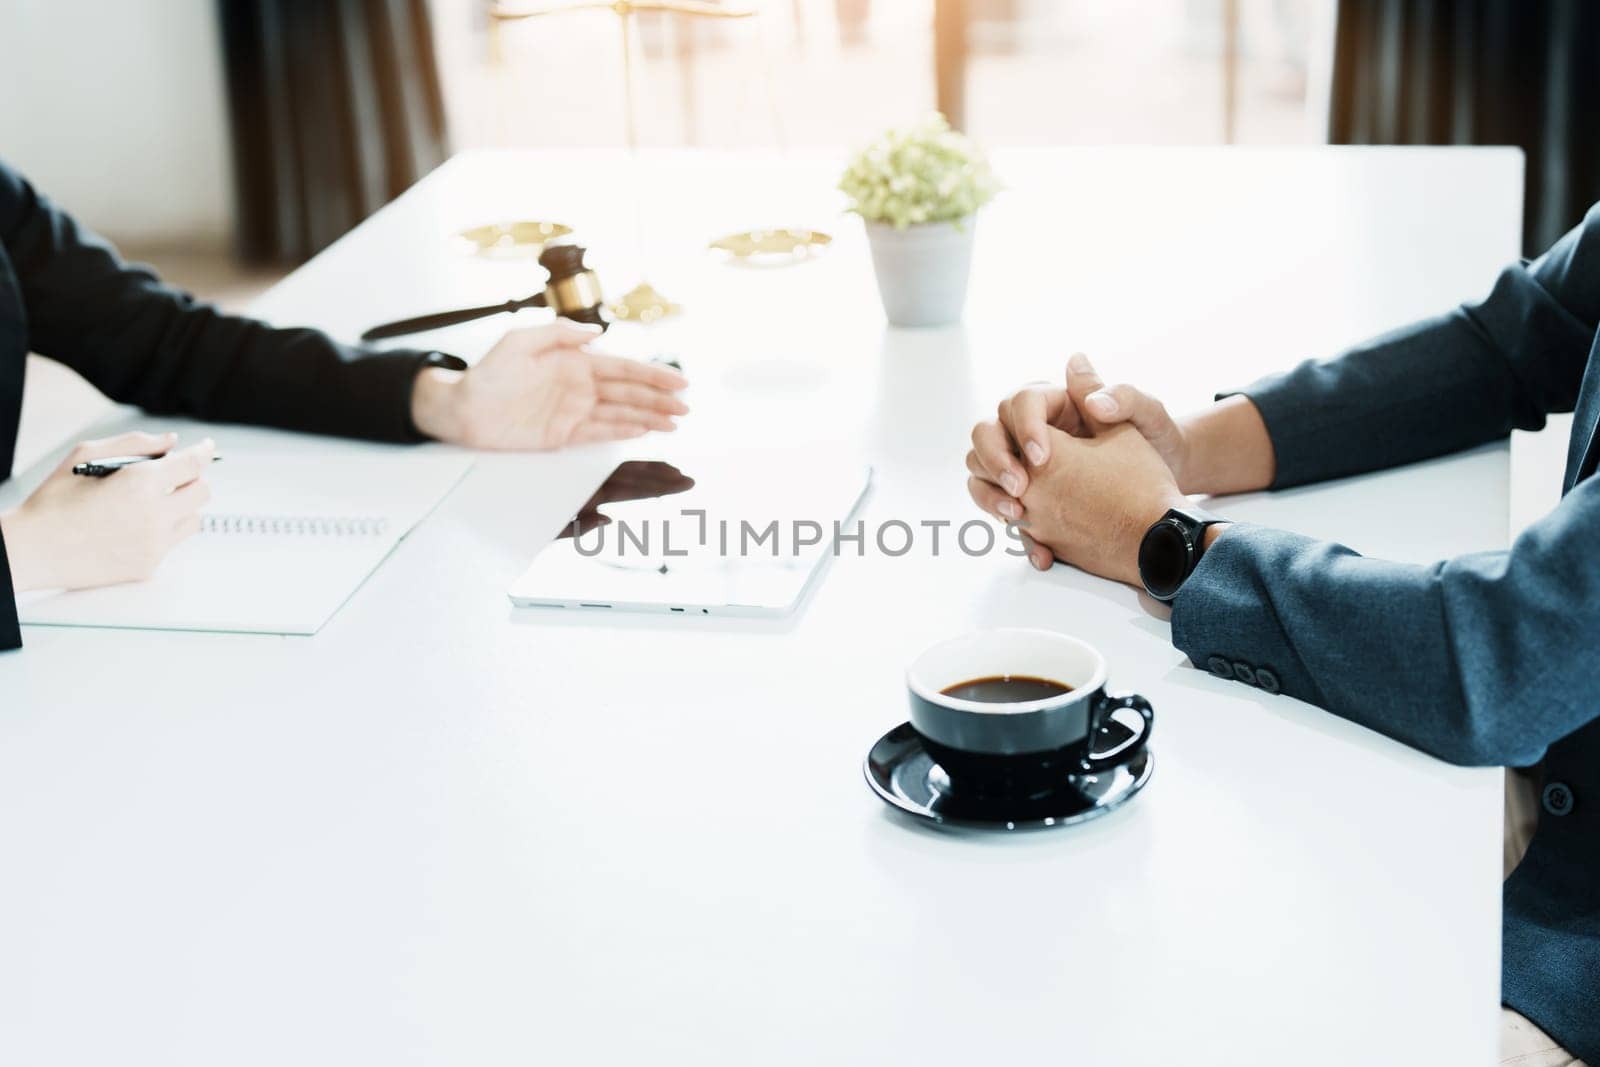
[864,217,977,328]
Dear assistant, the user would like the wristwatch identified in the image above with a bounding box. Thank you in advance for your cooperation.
[1137,506,1226,602]
[419,351,469,373]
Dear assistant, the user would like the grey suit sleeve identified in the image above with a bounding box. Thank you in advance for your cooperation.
[1170,473,1600,767]
[1229,204,1600,489]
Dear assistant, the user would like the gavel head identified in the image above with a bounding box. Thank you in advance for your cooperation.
[539,242,608,329]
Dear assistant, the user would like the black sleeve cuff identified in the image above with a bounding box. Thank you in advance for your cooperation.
[399,351,469,442]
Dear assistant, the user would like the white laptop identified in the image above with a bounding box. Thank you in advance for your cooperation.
[508,453,872,618]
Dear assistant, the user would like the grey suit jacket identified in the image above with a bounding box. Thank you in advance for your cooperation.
[1171,204,1600,1060]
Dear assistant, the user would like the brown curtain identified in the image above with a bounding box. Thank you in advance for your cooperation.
[1329,0,1600,257]
[220,0,449,263]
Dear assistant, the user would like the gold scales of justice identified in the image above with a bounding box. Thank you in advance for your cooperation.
[475,0,832,323]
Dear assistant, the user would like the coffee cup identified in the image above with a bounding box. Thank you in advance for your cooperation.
[905,628,1154,798]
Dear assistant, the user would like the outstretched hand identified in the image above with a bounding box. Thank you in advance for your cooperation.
[410,321,689,450]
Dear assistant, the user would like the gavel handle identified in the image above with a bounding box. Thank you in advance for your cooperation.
[360,293,548,341]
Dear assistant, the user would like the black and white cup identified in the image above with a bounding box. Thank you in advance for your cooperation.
[906,628,1154,798]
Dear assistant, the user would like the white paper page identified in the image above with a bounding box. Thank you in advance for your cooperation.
[5,417,474,635]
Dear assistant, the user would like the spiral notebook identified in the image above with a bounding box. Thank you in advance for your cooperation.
[9,429,473,636]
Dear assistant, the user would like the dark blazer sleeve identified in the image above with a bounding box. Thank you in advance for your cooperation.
[1169,474,1600,767]
[1229,204,1600,488]
[0,160,441,443]
[0,522,19,651]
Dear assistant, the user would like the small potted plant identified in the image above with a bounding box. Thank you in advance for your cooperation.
[839,113,999,328]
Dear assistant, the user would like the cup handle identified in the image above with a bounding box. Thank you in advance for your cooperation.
[1079,692,1154,774]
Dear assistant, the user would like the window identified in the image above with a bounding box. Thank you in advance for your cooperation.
[432,0,1327,150]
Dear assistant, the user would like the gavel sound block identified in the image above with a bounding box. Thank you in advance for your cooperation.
[361,242,609,341]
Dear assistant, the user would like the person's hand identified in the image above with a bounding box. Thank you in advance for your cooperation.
[972,419,1187,583]
[0,432,215,592]
[409,321,690,450]
[968,353,1275,515]
[969,353,1196,505]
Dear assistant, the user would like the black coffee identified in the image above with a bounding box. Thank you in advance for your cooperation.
[940,675,1073,703]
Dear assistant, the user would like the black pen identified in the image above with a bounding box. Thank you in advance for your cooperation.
[71,453,224,478]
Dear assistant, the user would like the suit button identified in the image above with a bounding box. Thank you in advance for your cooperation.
[1207,656,1232,678]
[1542,782,1574,817]
[1232,662,1256,686]
[1255,667,1281,694]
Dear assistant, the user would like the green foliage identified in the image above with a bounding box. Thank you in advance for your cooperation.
[838,113,999,229]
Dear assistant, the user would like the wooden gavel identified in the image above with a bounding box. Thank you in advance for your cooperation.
[361,242,608,341]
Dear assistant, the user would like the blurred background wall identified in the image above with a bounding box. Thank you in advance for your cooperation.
[0,0,234,250]
[1,1,1597,280]
[0,0,1334,271]
[0,0,243,476]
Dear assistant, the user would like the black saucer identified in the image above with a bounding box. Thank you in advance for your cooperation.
[864,722,1154,831]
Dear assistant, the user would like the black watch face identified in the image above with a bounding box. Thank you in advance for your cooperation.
[1139,520,1191,600]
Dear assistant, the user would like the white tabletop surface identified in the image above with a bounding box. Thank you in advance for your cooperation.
[0,147,1524,1066]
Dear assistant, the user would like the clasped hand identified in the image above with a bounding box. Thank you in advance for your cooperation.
[965,353,1192,586]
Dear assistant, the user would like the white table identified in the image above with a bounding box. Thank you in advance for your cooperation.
[0,148,1522,1066]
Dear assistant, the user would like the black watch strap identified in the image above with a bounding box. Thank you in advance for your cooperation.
[1138,506,1225,602]
[405,352,470,441]
[419,351,469,373]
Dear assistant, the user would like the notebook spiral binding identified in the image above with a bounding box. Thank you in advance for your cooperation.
[202,515,390,537]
